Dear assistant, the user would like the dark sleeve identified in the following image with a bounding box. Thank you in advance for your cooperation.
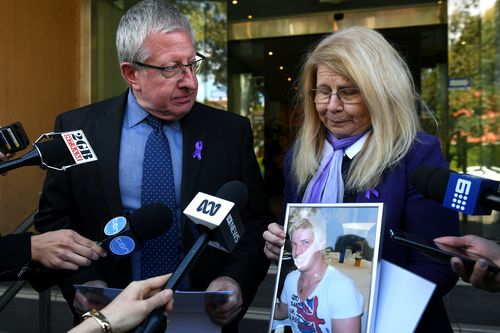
[282,148,295,206]
[218,117,275,310]
[403,134,459,297]
[0,233,32,281]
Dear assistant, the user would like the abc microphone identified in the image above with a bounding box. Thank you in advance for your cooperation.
[98,203,173,256]
[131,181,248,333]
[183,180,247,253]
[411,165,500,215]
[0,130,97,173]
[169,180,247,288]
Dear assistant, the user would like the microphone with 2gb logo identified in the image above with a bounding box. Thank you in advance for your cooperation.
[0,130,98,173]
[98,203,173,256]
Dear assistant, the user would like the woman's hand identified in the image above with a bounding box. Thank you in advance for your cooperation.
[263,222,286,262]
[100,274,174,331]
[69,274,174,333]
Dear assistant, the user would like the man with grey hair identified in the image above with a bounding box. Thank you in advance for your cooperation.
[33,1,274,331]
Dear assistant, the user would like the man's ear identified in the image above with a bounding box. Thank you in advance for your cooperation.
[120,62,141,90]
[317,240,327,252]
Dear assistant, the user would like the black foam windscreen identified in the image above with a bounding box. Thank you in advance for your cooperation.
[129,203,173,240]
[411,165,452,202]
[34,136,71,167]
[215,180,248,211]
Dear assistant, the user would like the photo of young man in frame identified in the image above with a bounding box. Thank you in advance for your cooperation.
[269,203,384,333]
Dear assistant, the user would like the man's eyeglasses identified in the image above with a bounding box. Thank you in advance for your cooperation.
[133,52,206,80]
[311,87,361,104]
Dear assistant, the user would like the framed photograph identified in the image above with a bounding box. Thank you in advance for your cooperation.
[269,203,384,333]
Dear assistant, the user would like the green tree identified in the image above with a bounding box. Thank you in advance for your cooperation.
[174,1,227,89]
[447,0,498,168]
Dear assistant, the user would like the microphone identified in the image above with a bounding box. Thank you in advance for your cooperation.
[411,165,500,215]
[131,181,248,333]
[169,180,247,289]
[0,130,98,173]
[98,203,173,256]
[183,180,247,253]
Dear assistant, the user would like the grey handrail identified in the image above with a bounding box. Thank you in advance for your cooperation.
[0,280,27,312]
[10,210,38,234]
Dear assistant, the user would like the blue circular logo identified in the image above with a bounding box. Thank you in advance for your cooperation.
[104,216,127,236]
[109,236,136,255]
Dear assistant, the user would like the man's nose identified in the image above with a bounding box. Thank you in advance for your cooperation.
[178,66,197,88]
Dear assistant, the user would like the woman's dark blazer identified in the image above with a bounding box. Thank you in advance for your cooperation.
[283,132,459,333]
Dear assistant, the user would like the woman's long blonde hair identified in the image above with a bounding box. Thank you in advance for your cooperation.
[292,26,421,193]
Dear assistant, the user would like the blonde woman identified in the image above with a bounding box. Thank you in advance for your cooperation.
[264,26,459,332]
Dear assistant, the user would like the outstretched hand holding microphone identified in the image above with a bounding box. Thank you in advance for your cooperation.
[1,129,177,333]
[411,165,500,292]
[0,131,106,280]
[68,274,175,333]
[435,235,500,293]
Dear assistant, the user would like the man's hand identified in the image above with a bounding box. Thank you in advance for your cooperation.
[73,280,108,315]
[205,276,243,327]
[31,229,106,270]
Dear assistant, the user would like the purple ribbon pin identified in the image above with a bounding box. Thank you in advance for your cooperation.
[365,188,379,200]
[192,140,203,160]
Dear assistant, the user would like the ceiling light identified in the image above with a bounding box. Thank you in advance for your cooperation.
[232,0,238,4]
[247,15,253,19]
[268,51,274,56]
[279,66,284,70]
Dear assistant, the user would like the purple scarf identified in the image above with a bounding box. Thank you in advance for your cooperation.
[302,131,366,203]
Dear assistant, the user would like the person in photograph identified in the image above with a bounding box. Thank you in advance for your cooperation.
[263,26,459,332]
[274,218,363,333]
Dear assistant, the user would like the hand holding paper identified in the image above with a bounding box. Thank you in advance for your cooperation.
[73,280,108,314]
[205,276,243,327]
[69,274,173,333]
[74,283,234,333]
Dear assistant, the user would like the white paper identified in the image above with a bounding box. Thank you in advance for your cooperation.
[74,285,233,333]
[374,260,436,333]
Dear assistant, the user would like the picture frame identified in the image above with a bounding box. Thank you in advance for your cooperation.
[268,203,384,333]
